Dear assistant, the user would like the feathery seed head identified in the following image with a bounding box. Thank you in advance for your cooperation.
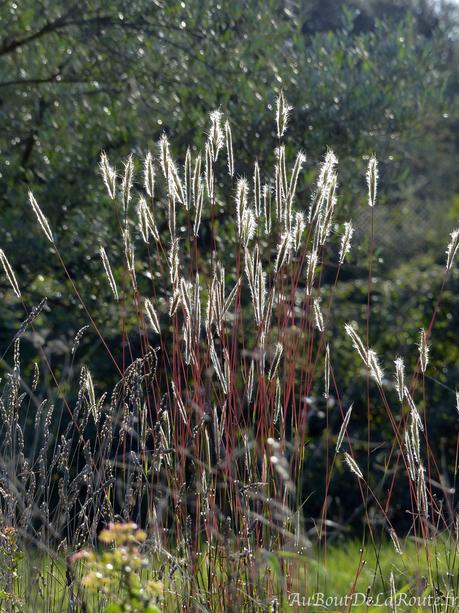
[418,329,429,374]
[122,154,134,209]
[367,155,378,208]
[0,249,21,298]
[317,150,338,194]
[144,298,160,335]
[99,246,119,301]
[293,212,305,252]
[345,323,367,364]
[224,120,234,177]
[405,429,417,481]
[28,191,54,243]
[253,161,261,217]
[308,150,337,223]
[192,153,202,205]
[404,386,424,432]
[205,140,215,201]
[123,229,135,277]
[268,342,283,381]
[159,133,170,179]
[446,228,459,271]
[246,360,255,405]
[209,110,224,161]
[345,323,384,385]
[99,151,117,199]
[143,152,155,199]
[274,231,292,273]
[275,91,291,139]
[286,151,306,216]
[344,452,363,479]
[138,196,160,243]
[389,528,403,555]
[241,208,256,247]
[305,250,318,296]
[367,349,383,386]
[184,147,192,209]
[236,178,249,236]
[168,160,185,206]
[324,343,330,399]
[336,404,353,453]
[394,357,405,402]
[339,221,354,265]
[169,239,180,286]
[263,184,272,234]
[313,298,324,332]
[193,184,204,237]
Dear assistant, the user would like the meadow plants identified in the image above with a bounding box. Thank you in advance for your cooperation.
[0,95,458,611]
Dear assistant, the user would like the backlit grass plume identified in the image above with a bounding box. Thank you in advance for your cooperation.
[3,92,459,612]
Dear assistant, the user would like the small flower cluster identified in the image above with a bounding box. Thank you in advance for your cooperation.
[71,522,162,612]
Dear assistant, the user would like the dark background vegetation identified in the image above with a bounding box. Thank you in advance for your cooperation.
[0,0,458,532]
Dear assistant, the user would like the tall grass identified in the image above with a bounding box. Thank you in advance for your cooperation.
[0,94,458,611]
